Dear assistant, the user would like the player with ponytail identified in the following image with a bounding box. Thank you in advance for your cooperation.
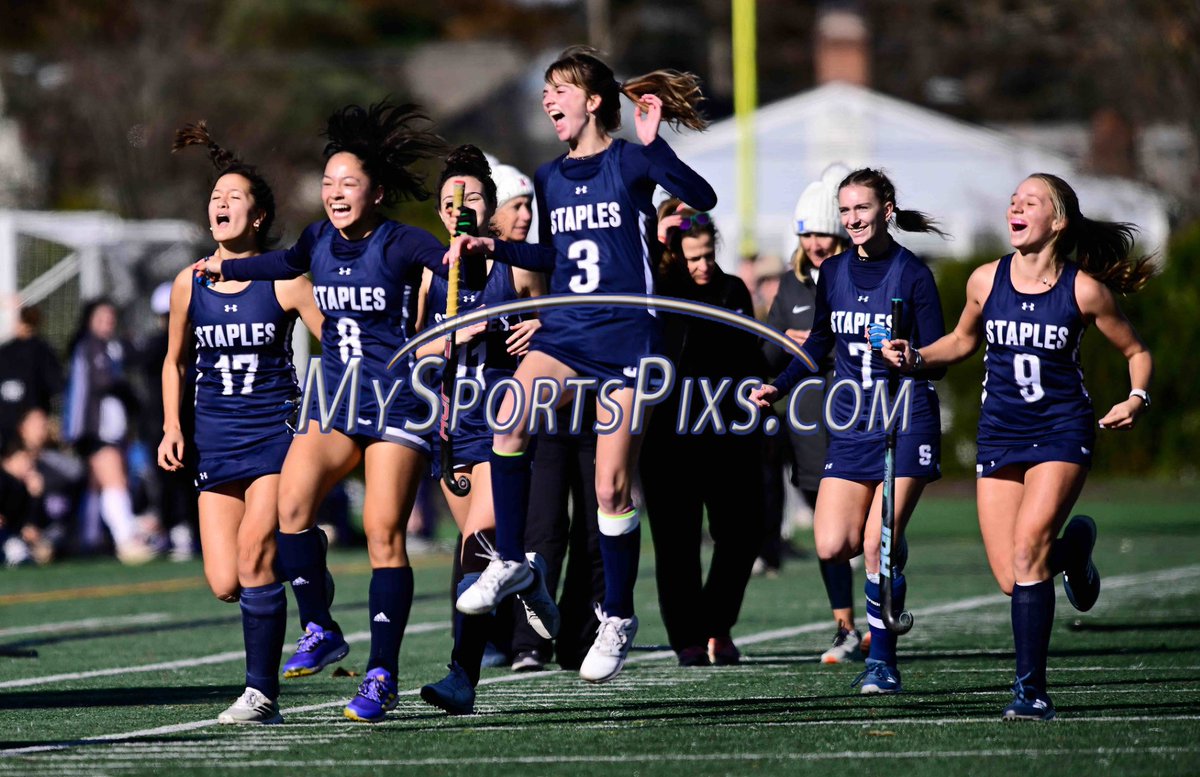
[162,122,323,724]
[752,168,948,695]
[197,100,452,722]
[881,173,1153,719]
[445,45,716,683]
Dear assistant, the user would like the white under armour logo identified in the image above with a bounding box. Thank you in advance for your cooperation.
[824,463,833,470]
[198,472,209,480]
[224,304,237,313]
[1022,302,1035,311]
[575,186,588,195]
[857,295,869,303]
[338,267,352,276]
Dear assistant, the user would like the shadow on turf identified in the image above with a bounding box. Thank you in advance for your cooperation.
[0,684,243,711]
[0,592,445,652]
[1067,618,1200,632]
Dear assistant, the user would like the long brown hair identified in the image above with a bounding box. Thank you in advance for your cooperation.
[545,46,708,133]
[1027,173,1154,294]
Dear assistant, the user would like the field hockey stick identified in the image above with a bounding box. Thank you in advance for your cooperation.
[440,180,471,497]
[880,297,914,634]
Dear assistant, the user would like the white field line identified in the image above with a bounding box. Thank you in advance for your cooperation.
[0,621,446,690]
[1,562,1198,758]
[4,747,1200,770]
[0,613,171,639]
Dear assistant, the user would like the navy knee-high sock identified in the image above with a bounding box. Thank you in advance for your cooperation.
[239,583,287,700]
[1012,579,1055,690]
[819,559,855,613]
[599,508,640,619]
[276,529,338,633]
[866,572,906,665]
[452,532,497,686]
[490,449,531,561]
[367,567,414,677]
[452,572,490,686]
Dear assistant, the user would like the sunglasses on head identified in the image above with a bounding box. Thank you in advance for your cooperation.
[678,212,711,231]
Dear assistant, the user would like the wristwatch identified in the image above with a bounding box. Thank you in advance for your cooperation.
[1129,388,1150,408]
[909,349,925,371]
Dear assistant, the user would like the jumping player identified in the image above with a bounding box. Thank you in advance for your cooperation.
[445,45,716,683]
[415,145,553,715]
[197,101,449,722]
[881,173,1153,719]
[160,122,323,724]
[751,168,947,694]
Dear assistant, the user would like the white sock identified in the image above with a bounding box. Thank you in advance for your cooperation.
[100,488,138,546]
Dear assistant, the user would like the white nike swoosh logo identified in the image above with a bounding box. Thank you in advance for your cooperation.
[792,305,811,314]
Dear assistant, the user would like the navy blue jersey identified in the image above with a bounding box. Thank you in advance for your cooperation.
[810,244,941,440]
[222,218,448,446]
[525,137,716,370]
[978,254,1093,447]
[426,262,525,469]
[426,261,525,389]
[190,279,297,484]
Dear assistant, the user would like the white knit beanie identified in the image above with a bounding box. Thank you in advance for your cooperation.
[794,162,851,237]
[492,164,534,208]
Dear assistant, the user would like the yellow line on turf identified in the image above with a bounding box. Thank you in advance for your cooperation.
[0,555,450,607]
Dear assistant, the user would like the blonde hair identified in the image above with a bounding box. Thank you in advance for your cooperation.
[1027,173,1154,294]
[791,236,848,282]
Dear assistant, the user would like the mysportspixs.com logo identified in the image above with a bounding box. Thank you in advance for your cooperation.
[293,293,917,437]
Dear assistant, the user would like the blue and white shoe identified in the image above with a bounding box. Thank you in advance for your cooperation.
[852,658,902,694]
[1061,515,1100,612]
[1002,674,1056,721]
[420,663,476,715]
[282,622,349,678]
[344,667,398,723]
[517,552,560,640]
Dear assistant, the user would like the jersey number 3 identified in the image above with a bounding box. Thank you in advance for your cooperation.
[567,239,601,293]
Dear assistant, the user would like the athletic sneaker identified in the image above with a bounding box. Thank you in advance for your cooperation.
[420,663,476,715]
[852,658,902,694]
[580,604,638,683]
[217,687,283,725]
[282,622,349,678]
[516,552,560,639]
[1061,515,1100,612]
[708,636,741,666]
[455,534,533,615]
[511,650,546,672]
[821,626,864,664]
[677,645,711,667]
[344,667,398,723]
[1002,674,1056,721]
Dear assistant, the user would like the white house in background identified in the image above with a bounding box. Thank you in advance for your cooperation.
[0,78,38,207]
[665,82,1172,272]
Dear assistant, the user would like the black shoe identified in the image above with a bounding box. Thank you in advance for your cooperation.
[1061,515,1100,612]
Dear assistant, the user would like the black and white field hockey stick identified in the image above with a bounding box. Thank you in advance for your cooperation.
[880,296,914,634]
[439,180,471,497]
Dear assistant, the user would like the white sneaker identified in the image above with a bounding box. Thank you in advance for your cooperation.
[455,537,533,615]
[218,687,283,725]
[579,604,638,684]
[820,626,863,664]
[517,552,560,639]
